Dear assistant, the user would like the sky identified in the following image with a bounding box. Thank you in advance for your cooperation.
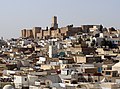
[0,0,120,39]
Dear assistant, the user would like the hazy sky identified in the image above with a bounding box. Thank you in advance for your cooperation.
[0,0,120,39]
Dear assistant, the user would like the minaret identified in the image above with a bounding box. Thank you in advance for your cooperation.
[51,16,58,29]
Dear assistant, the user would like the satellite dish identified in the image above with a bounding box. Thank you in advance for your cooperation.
[3,85,14,89]
[45,79,52,86]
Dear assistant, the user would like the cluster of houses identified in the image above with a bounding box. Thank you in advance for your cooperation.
[0,17,120,89]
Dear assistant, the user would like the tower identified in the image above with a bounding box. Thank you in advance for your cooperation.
[49,45,58,58]
[21,29,26,38]
[32,27,41,39]
[51,16,58,29]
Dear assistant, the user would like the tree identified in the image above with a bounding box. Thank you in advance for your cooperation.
[91,40,96,47]
[78,36,83,44]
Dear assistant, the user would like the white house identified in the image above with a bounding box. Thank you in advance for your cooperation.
[49,45,58,58]
[14,75,28,89]
[112,62,120,74]
[14,74,38,89]
[36,56,46,64]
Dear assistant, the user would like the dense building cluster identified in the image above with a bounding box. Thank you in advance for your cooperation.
[0,16,120,89]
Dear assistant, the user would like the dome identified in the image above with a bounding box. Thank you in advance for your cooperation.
[3,85,14,89]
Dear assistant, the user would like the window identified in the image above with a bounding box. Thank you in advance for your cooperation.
[112,72,117,77]
[25,78,27,81]
[106,71,111,75]
[71,80,77,84]
[65,81,69,83]
[107,67,112,70]
[40,83,45,85]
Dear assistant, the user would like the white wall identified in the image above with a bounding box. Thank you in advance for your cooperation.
[49,45,58,58]
[28,75,38,85]
[14,75,28,88]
